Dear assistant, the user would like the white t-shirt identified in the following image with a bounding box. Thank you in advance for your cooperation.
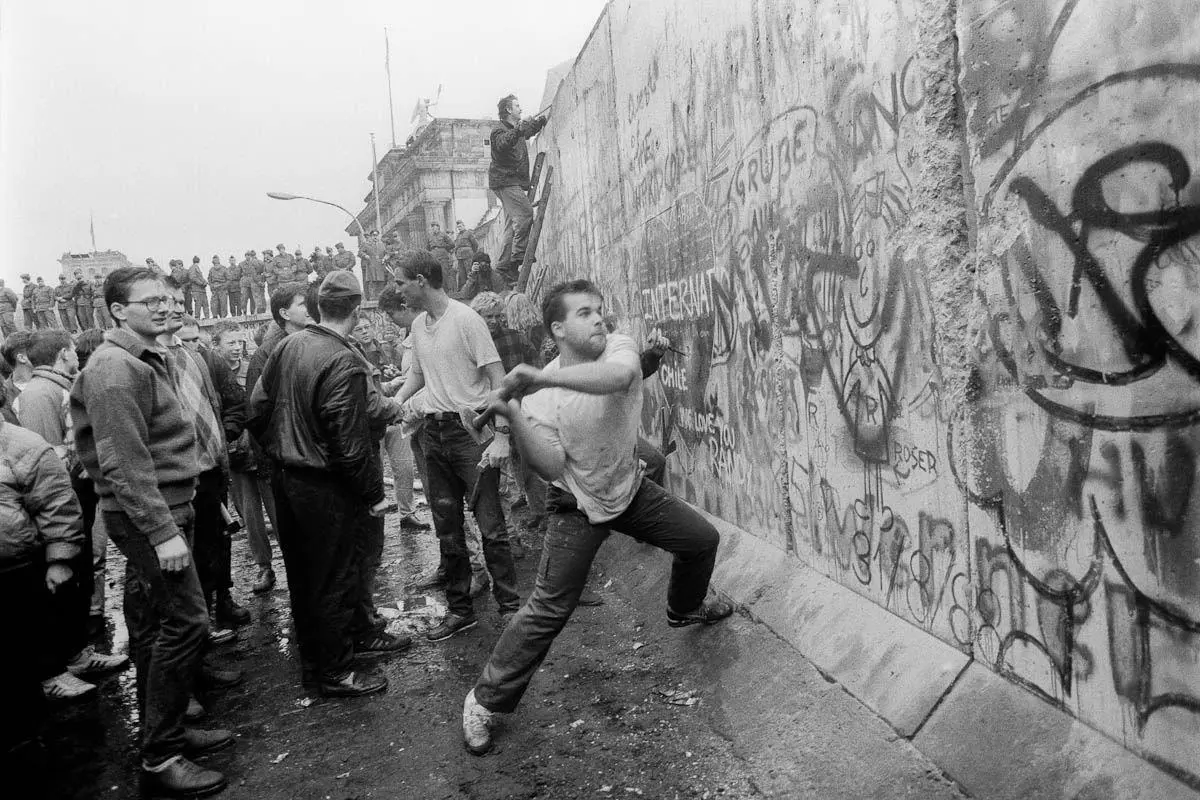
[523,333,644,524]
[410,299,501,413]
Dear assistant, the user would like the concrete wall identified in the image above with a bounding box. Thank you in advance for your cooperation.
[528,0,1200,783]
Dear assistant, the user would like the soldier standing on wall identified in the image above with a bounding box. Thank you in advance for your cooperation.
[0,278,19,337]
[208,256,229,318]
[227,255,243,317]
[427,223,456,294]
[453,220,478,290]
[20,274,36,330]
[33,277,57,330]
[55,276,77,332]
[73,270,95,331]
[188,257,210,319]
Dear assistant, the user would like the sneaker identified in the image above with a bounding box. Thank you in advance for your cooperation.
[207,624,236,646]
[355,631,412,654]
[66,646,129,677]
[141,755,227,798]
[251,567,276,594]
[319,670,388,698]
[425,612,478,642]
[185,696,207,722]
[42,672,96,700]
[215,592,251,627]
[667,598,735,628]
[399,514,430,531]
[182,727,234,757]
[462,689,494,755]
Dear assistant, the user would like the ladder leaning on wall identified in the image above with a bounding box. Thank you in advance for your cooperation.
[515,151,553,294]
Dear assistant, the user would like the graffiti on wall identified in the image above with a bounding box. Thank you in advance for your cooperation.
[964,0,1200,777]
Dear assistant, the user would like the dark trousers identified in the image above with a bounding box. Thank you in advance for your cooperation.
[57,307,76,332]
[32,550,91,681]
[192,469,232,607]
[271,467,362,682]
[105,504,208,766]
[419,418,519,617]
[75,304,94,331]
[636,437,666,486]
[495,185,534,284]
[228,289,242,316]
[474,478,719,713]
[0,562,48,754]
[356,514,386,639]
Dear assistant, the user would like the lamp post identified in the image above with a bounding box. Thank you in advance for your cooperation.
[266,192,366,238]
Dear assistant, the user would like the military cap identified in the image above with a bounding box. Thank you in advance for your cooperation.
[19,272,29,278]
[319,270,362,299]
[247,250,256,255]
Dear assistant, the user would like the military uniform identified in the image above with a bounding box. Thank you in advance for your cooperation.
[291,252,310,283]
[312,250,334,281]
[359,237,389,301]
[427,231,456,292]
[187,262,210,318]
[249,255,267,313]
[453,229,478,288]
[209,262,229,318]
[227,258,243,315]
[91,278,110,329]
[0,284,19,336]
[332,246,355,278]
[33,282,57,329]
[237,255,257,315]
[55,279,77,331]
[20,280,35,330]
[73,276,95,330]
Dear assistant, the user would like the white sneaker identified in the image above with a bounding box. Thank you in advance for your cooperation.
[462,689,494,755]
[42,672,96,700]
[66,646,129,677]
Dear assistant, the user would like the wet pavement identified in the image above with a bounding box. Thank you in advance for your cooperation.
[41,478,969,799]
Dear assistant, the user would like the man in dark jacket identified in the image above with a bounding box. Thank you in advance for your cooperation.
[489,94,547,287]
[70,267,229,797]
[248,271,403,698]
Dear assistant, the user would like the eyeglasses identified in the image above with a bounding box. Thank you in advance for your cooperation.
[124,296,178,311]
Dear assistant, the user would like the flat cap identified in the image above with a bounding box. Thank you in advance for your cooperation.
[319,270,362,299]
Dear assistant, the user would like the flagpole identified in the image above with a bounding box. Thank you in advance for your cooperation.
[385,28,397,148]
[371,133,384,235]
[90,211,97,252]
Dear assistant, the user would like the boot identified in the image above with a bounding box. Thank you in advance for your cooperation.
[215,591,250,627]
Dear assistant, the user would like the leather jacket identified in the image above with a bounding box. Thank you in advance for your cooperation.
[247,325,384,506]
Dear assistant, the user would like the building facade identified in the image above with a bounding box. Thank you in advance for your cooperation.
[58,249,133,280]
[347,118,497,249]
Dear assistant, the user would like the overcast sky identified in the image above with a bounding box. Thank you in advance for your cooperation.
[0,0,607,286]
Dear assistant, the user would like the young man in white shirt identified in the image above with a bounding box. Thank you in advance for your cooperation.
[392,251,520,642]
[461,278,732,754]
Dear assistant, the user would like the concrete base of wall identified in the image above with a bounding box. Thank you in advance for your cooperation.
[595,509,1200,800]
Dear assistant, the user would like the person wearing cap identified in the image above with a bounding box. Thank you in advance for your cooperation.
[250,250,270,314]
[358,231,388,301]
[236,251,258,315]
[332,242,355,277]
[90,274,110,329]
[293,248,312,283]
[55,275,78,332]
[169,260,191,315]
[248,270,404,697]
[19,274,36,330]
[71,269,95,331]
[0,278,19,337]
[314,246,334,281]
[267,245,292,299]
[208,256,229,318]
[427,222,457,294]
[145,257,164,277]
[33,277,57,330]
[226,256,243,317]
[453,220,478,289]
[187,257,210,319]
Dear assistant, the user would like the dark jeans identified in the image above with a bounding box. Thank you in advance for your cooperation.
[33,547,92,681]
[356,513,387,639]
[271,467,362,682]
[192,469,232,606]
[105,504,208,766]
[419,418,519,616]
[474,478,719,713]
[0,562,47,754]
[636,437,666,487]
[495,185,534,283]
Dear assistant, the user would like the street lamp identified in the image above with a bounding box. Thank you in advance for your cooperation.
[267,191,366,238]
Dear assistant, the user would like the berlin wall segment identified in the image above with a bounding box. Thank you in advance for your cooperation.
[527,0,1199,785]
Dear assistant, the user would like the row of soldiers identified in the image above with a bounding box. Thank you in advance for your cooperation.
[0,272,111,336]
[162,243,357,318]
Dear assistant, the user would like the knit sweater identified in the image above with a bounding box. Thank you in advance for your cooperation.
[70,327,199,545]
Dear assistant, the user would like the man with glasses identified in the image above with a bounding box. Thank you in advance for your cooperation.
[70,267,230,797]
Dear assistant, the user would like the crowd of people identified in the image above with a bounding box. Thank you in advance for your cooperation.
[0,94,732,798]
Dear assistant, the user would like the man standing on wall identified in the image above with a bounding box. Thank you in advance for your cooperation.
[90,275,110,329]
[452,221,478,290]
[208,256,229,319]
[187,257,210,320]
[33,278,58,330]
[489,94,547,288]
[332,242,356,280]
[460,279,732,755]
[72,270,94,331]
[427,223,456,294]
[359,232,388,301]
[20,274,36,330]
[392,250,521,642]
[55,276,77,333]
[237,251,257,316]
